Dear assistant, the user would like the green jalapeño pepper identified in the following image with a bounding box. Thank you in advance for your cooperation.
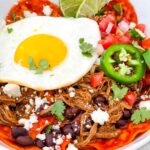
[100,44,146,84]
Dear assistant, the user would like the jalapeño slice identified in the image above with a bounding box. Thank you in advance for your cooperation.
[100,44,146,84]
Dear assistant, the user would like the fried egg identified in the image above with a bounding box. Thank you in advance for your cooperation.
[0,17,100,90]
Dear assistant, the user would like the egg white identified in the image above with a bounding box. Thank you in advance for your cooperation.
[0,16,100,90]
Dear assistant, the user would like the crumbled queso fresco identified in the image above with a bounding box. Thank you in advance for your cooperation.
[91,109,109,125]
[3,83,22,98]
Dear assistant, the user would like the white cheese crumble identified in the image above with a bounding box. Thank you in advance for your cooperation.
[34,96,48,111]
[25,104,31,114]
[69,92,75,98]
[18,113,38,130]
[3,84,21,98]
[55,138,63,145]
[29,99,34,105]
[43,5,52,16]
[67,143,78,150]
[139,101,150,110]
[52,124,60,130]
[66,133,72,139]
[68,87,75,92]
[91,109,109,125]
[24,11,37,18]
[36,133,46,140]
[43,147,53,150]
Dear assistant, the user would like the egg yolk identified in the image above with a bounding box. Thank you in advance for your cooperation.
[14,34,67,70]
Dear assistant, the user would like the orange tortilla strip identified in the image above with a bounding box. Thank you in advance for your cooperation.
[89,121,150,150]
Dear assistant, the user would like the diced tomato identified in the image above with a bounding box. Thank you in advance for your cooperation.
[142,38,150,49]
[116,35,131,44]
[90,72,104,88]
[124,91,137,105]
[116,27,124,36]
[99,34,118,49]
[135,24,146,32]
[143,74,150,86]
[99,15,117,33]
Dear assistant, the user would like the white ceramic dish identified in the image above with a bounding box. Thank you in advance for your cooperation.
[0,0,150,149]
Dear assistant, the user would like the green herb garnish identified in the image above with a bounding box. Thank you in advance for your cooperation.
[7,27,13,33]
[28,56,50,74]
[45,125,52,133]
[11,12,17,21]
[129,28,144,41]
[113,4,123,15]
[79,38,96,57]
[51,101,66,122]
[96,8,105,16]
[131,107,150,124]
[142,49,150,69]
[111,83,128,100]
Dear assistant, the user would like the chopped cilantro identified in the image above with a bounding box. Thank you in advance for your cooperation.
[79,38,96,58]
[39,59,50,70]
[50,101,66,122]
[96,8,105,16]
[11,12,17,21]
[142,49,150,69]
[113,4,123,15]
[28,56,37,70]
[45,125,52,133]
[7,27,13,33]
[131,107,150,124]
[129,28,144,41]
[28,56,50,74]
[111,83,128,100]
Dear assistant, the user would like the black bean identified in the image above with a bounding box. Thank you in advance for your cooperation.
[62,125,75,138]
[12,127,28,138]
[45,133,55,147]
[93,95,108,106]
[71,122,80,135]
[36,139,45,148]
[116,119,128,129]
[65,107,80,119]
[84,118,92,130]
[16,136,34,146]
[123,109,131,119]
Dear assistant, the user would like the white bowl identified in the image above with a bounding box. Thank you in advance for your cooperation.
[0,0,150,149]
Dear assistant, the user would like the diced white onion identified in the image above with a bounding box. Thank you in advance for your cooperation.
[106,22,114,34]
[118,20,129,33]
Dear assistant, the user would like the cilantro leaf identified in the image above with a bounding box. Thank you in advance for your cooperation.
[45,125,52,133]
[142,49,150,69]
[28,56,37,70]
[11,12,17,21]
[113,4,123,15]
[7,27,13,33]
[50,101,66,122]
[129,28,144,40]
[79,38,96,58]
[39,59,50,70]
[111,83,128,100]
[28,57,50,74]
[131,107,150,124]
